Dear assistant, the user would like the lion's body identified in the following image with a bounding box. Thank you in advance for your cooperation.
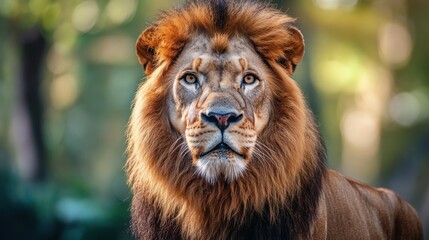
[131,170,422,240]
[127,0,423,239]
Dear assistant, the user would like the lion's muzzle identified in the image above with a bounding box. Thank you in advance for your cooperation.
[185,92,256,183]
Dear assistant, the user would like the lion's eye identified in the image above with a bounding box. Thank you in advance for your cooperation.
[242,74,258,85]
[182,73,198,84]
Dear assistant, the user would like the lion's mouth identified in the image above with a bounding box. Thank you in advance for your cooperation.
[201,142,244,158]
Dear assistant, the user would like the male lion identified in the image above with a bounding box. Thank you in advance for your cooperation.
[126,0,423,239]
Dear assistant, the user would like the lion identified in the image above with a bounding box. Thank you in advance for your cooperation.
[126,0,423,239]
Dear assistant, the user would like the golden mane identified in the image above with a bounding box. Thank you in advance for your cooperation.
[135,0,304,75]
[127,0,325,239]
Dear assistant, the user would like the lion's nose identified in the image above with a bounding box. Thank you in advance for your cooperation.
[201,112,243,130]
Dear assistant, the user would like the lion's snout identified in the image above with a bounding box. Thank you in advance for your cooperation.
[201,112,243,130]
[183,96,255,182]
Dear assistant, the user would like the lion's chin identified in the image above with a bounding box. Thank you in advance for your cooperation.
[195,149,247,184]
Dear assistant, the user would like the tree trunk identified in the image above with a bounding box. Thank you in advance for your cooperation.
[11,27,47,182]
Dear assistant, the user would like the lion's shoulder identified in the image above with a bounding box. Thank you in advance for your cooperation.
[319,170,423,239]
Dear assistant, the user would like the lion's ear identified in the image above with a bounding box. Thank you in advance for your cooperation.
[278,27,305,75]
[136,27,157,75]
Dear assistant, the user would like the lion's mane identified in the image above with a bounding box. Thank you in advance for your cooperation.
[127,1,326,239]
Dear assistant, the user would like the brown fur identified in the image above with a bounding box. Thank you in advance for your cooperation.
[127,1,423,239]
[211,33,229,54]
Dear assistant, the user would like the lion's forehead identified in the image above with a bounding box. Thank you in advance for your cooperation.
[180,35,264,77]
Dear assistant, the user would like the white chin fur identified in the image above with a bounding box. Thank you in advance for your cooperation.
[195,155,247,184]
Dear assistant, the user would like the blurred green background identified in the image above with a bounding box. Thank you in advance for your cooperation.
[0,0,428,239]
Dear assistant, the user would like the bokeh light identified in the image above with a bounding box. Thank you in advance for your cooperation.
[50,74,80,110]
[88,35,135,65]
[388,92,420,126]
[72,0,100,32]
[378,22,413,68]
[313,0,357,10]
[106,0,136,25]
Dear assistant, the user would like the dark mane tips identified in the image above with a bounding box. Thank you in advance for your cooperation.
[186,0,230,30]
[211,0,229,29]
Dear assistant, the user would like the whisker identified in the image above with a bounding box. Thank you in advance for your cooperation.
[256,140,275,155]
[256,140,275,156]
[253,140,275,164]
[169,137,184,154]
[178,142,191,160]
[252,149,269,164]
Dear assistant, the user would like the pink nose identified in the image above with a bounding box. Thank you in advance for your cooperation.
[201,112,243,130]
[213,114,232,128]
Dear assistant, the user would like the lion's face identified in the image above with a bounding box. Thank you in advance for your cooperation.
[131,1,306,186]
[168,35,271,183]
